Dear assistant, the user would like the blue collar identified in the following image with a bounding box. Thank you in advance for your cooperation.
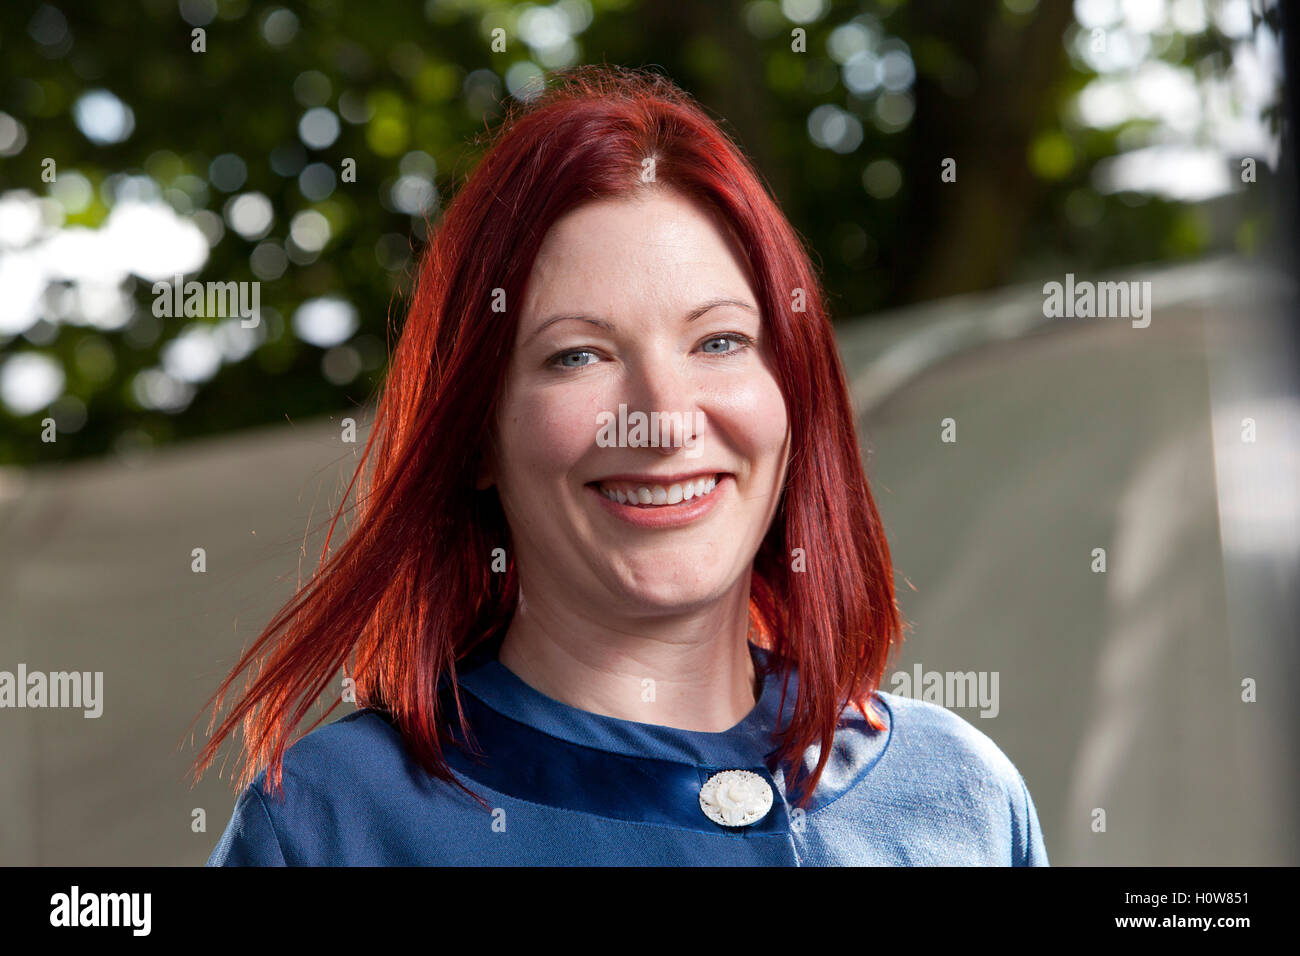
[421,638,893,833]
[454,639,794,768]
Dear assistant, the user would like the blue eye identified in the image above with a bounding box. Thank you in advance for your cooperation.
[551,349,599,368]
[701,333,753,355]
[547,334,754,370]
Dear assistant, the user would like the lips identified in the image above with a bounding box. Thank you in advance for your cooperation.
[590,468,733,504]
[592,473,721,507]
[586,472,730,528]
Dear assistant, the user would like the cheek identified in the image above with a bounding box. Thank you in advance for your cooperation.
[498,386,603,478]
[708,370,789,459]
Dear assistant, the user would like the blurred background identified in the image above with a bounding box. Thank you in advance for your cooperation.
[0,0,1296,865]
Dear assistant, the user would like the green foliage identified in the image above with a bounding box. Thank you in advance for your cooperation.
[0,0,1281,464]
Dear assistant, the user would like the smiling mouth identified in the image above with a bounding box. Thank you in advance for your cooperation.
[589,474,723,508]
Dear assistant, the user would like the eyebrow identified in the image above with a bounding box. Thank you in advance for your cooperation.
[525,297,759,344]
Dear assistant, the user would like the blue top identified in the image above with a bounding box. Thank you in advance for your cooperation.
[207,639,1049,865]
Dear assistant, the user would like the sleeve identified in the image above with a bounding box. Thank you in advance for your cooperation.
[1012,771,1049,867]
[206,783,289,866]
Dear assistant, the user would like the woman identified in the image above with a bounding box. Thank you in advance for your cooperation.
[194,65,1048,866]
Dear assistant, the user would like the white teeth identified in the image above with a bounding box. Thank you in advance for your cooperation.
[598,475,721,507]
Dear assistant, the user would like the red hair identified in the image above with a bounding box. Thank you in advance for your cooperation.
[189,64,903,811]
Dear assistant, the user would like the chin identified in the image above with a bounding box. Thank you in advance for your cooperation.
[613,574,735,612]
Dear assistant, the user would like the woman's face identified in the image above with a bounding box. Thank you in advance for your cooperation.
[483,188,790,619]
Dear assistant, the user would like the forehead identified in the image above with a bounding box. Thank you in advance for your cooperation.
[521,190,756,316]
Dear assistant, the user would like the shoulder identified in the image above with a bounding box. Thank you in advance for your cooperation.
[254,707,418,810]
[206,708,417,866]
[276,707,410,781]
[872,691,1024,785]
[858,691,1049,865]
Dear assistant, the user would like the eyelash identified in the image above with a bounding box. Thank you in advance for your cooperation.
[548,333,755,370]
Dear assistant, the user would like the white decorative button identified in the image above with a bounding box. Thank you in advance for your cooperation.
[698,770,774,827]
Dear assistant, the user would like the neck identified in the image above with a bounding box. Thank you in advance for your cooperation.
[496,586,760,732]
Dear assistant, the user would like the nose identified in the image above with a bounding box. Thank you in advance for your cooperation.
[623,356,701,455]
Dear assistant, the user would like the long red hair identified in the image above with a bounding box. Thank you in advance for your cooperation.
[189,64,903,810]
